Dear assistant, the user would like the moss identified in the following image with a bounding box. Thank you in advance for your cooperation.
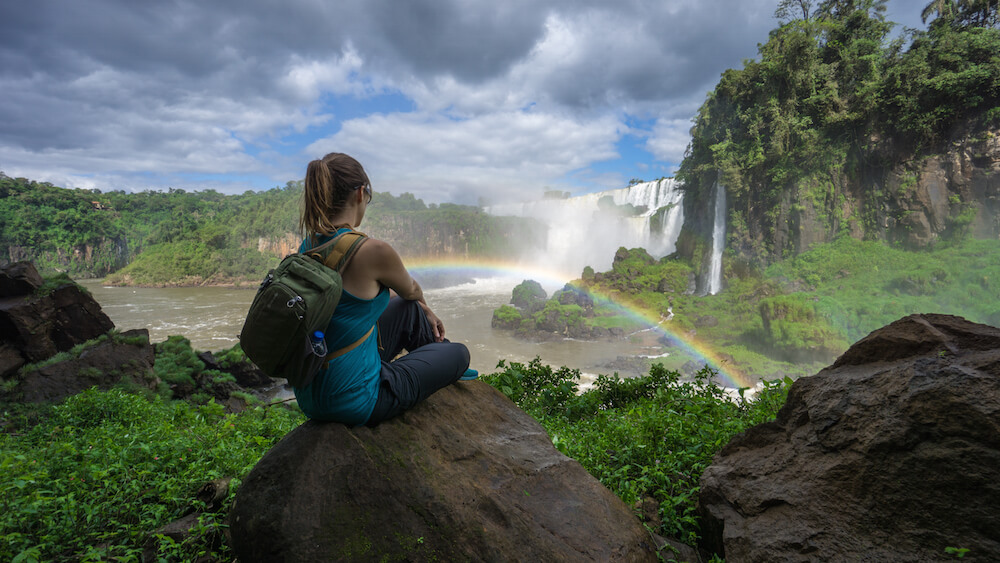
[34,273,83,297]
[493,305,523,324]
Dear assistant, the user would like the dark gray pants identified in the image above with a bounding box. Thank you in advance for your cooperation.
[366,297,470,426]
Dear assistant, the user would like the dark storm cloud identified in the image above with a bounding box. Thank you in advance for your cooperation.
[362,0,548,82]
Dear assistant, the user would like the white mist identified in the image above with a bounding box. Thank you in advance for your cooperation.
[485,179,685,278]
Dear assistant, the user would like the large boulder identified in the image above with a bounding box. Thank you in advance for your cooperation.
[231,381,662,562]
[698,314,1000,562]
[0,262,113,377]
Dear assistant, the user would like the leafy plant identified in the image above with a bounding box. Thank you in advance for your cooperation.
[483,359,790,545]
[0,387,305,562]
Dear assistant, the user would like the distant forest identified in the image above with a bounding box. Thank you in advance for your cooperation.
[0,175,537,284]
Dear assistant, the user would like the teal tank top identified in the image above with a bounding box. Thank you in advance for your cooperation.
[292,229,388,425]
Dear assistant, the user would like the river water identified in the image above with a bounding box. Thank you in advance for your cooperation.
[78,277,667,382]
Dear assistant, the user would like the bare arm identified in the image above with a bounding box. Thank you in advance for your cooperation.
[366,240,422,300]
[349,239,444,340]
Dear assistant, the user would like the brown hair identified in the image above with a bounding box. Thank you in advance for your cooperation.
[299,152,371,237]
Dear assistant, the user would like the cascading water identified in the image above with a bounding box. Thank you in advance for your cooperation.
[707,181,726,295]
[485,178,684,278]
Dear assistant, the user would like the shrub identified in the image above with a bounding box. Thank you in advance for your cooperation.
[153,335,204,387]
[0,388,305,562]
[483,359,790,545]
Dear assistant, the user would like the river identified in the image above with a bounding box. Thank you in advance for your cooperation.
[78,277,668,382]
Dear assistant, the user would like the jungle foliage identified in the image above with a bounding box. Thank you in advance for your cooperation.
[678,0,1000,209]
[483,359,791,548]
[0,389,305,562]
[0,175,536,284]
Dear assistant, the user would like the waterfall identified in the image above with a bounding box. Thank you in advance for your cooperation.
[707,181,726,295]
[485,179,684,277]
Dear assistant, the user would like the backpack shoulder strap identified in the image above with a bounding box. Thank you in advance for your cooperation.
[306,230,368,272]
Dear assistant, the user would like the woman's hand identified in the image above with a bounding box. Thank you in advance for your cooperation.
[418,301,446,341]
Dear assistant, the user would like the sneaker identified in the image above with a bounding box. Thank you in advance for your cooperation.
[459,368,479,381]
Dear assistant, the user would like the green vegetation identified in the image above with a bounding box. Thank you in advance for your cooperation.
[765,236,1000,340]
[678,0,1000,262]
[496,237,1000,381]
[661,237,1000,376]
[154,336,207,388]
[483,358,791,547]
[1,358,785,561]
[0,389,305,562]
[0,175,539,285]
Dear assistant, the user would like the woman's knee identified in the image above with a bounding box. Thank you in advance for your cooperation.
[453,342,470,369]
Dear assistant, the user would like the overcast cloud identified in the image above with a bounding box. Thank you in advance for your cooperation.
[0,0,926,203]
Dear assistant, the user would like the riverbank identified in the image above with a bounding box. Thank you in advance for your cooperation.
[101,273,260,289]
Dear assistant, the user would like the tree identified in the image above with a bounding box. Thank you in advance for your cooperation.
[776,0,815,22]
[922,0,958,24]
[955,0,1000,27]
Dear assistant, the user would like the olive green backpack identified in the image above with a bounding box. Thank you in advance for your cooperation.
[239,230,368,388]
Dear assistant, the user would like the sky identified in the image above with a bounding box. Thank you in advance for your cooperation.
[0,0,926,205]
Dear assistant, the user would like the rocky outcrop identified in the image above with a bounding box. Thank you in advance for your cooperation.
[230,381,665,562]
[4,238,129,278]
[1,262,114,378]
[698,314,1000,562]
[0,261,277,408]
[14,328,158,403]
[492,280,626,341]
[254,232,300,258]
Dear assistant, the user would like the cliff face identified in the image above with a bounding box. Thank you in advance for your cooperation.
[680,127,1000,286]
[363,214,474,257]
[770,128,1000,255]
[251,223,478,260]
[251,232,299,258]
[6,236,129,277]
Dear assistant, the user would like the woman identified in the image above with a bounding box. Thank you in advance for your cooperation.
[294,152,476,426]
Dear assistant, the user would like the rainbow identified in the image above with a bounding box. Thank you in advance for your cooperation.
[403,257,754,389]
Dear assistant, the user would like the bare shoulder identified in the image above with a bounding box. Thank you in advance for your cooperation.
[357,237,396,259]
[353,237,404,268]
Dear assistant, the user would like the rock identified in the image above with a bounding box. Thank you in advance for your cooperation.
[231,381,661,562]
[698,314,1000,562]
[0,260,44,297]
[556,284,594,311]
[197,351,273,389]
[511,279,547,312]
[0,262,114,377]
[12,329,157,403]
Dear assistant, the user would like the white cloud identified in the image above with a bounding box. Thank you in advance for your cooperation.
[646,117,696,168]
[307,109,623,204]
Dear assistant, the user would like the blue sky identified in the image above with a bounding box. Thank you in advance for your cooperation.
[0,0,927,205]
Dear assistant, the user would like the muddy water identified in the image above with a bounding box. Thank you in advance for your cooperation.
[78,277,666,383]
